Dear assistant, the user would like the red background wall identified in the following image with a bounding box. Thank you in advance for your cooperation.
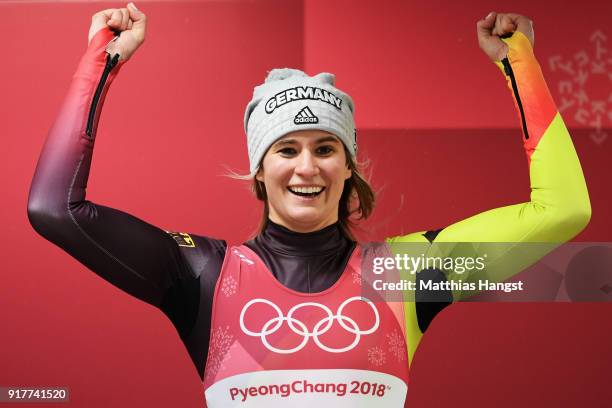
[2,0,611,406]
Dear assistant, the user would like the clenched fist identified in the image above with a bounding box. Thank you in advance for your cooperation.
[88,2,147,61]
[477,12,534,61]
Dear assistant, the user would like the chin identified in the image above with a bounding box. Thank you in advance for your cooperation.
[285,209,331,230]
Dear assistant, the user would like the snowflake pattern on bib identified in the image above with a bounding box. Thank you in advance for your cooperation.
[387,329,407,363]
[205,325,235,382]
[367,345,386,367]
[221,275,238,297]
[351,270,362,285]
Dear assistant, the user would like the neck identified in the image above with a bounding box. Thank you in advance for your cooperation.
[267,214,339,234]
[257,218,349,256]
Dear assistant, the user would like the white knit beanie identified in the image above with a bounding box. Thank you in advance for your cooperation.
[244,68,357,174]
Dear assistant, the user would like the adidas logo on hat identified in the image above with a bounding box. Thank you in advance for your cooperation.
[294,106,319,124]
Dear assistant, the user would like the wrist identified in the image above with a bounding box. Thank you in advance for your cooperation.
[493,30,558,156]
[75,28,126,81]
[493,31,537,74]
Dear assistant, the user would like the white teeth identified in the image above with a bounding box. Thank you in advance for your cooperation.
[288,186,324,194]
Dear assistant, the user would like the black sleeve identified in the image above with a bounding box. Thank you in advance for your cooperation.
[27,27,194,308]
[27,28,230,379]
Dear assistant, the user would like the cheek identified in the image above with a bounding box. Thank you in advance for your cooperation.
[261,162,291,192]
[329,163,350,185]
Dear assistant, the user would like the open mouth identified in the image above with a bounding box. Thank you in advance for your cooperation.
[287,186,326,197]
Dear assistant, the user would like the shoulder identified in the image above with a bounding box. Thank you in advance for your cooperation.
[385,228,444,244]
[165,230,227,279]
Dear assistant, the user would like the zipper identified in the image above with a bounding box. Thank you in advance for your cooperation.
[501,57,529,140]
[86,53,120,137]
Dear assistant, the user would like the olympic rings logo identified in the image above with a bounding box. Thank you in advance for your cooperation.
[239,297,379,354]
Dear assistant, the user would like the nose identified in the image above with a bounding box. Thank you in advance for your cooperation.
[294,150,319,178]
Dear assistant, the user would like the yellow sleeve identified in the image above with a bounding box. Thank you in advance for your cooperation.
[386,31,591,367]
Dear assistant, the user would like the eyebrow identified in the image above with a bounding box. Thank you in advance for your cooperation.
[273,136,341,147]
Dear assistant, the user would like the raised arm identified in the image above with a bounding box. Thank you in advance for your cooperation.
[438,13,591,242]
[387,12,591,365]
[27,4,196,312]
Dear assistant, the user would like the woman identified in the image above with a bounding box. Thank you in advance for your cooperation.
[27,3,591,407]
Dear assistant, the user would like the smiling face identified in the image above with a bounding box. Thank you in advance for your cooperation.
[255,130,352,233]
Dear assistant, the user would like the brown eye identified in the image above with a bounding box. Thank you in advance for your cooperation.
[278,147,297,156]
[316,145,334,155]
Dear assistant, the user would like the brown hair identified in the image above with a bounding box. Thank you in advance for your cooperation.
[245,147,375,241]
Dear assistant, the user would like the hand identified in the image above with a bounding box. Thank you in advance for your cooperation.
[88,2,147,61]
[476,12,534,61]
